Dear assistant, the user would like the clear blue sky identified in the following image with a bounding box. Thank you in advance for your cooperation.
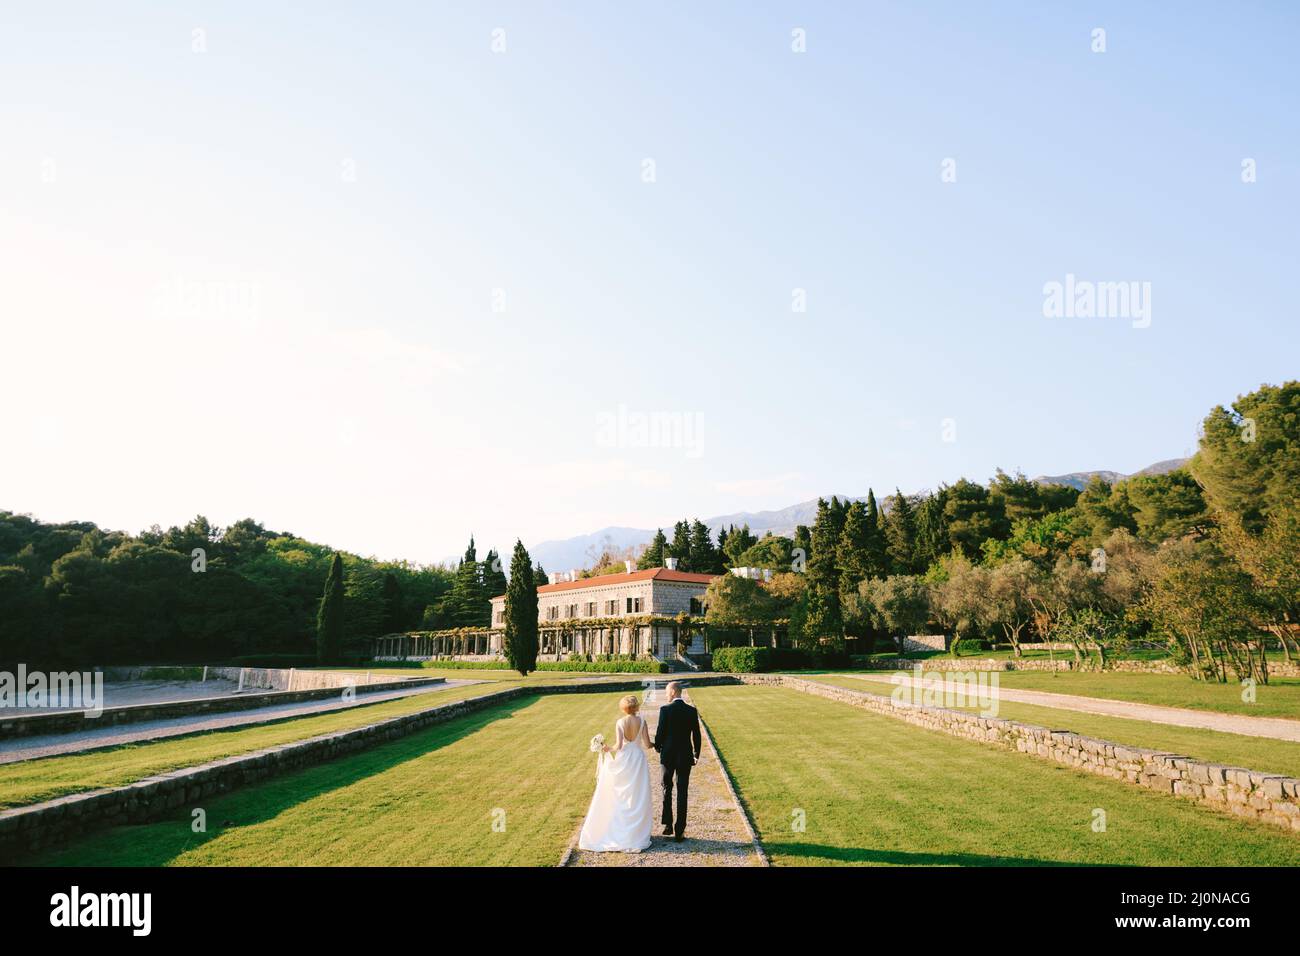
[3,2,1296,563]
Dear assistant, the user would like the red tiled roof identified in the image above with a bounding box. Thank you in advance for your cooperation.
[489,567,719,602]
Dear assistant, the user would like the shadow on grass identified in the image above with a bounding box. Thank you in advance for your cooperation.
[21,696,539,867]
[766,842,1083,866]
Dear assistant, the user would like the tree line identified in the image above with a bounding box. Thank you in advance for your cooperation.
[0,513,518,667]
[704,381,1299,683]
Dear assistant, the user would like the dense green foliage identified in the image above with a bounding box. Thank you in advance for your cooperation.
[0,514,455,667]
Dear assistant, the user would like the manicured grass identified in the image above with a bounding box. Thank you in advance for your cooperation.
[0,681,517,809]
[690,685,1300,866]
[808,676,1300,779]
[882,670,1300,720]
[21,692,625,866]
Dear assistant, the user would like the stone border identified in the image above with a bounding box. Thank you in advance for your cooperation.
[0,676,446,740]
[693,700,768,866]
[0,678,649,859]
[743,675,1300,835]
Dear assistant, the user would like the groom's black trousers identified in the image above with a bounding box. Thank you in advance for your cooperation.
[661,762,691,837]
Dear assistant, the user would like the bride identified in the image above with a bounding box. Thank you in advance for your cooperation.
[577,694,654,852]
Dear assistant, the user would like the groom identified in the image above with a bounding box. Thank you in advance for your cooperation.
[653,681,701,842]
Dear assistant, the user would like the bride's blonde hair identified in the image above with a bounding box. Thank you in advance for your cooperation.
[619,695,640,714]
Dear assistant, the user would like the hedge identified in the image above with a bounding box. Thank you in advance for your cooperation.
[370,658,669,674]
[710,647,773,672]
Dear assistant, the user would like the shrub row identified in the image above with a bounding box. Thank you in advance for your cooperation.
[539,658,668,674]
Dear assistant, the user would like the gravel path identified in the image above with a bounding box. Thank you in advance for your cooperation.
[565,685,765,867]
[0,679,482,764]
[843,673,1300,742]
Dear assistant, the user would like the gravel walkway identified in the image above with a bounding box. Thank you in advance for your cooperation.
[844,673,1300,742]
[0,679,481,764]
[565,685,765,867]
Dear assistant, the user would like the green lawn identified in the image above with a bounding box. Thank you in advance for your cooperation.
[20,692,622,866]
[0,681,517,809]
[690,685,1300,866]
[807,676,1300,779]
[813,668,1300,719]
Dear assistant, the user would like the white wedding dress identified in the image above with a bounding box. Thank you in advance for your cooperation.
[577,715,654,852]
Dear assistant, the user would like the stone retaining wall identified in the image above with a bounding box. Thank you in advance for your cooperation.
[0,674,445,741]
[742,675,1300,834]
[0,678,652,859]
[855,657,1300,677]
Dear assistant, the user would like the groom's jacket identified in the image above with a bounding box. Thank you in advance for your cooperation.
[654,698,702,767]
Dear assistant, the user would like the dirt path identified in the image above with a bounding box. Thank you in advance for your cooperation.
[843,673,1300,742]
[564,684,765,867]
[0,680,482,764]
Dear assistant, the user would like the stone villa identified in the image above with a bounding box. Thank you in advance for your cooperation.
[488,561,718,662]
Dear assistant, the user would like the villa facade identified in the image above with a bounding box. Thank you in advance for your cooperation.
[488,565,718,661]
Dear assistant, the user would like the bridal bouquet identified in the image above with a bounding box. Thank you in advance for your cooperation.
[589,733,606,779]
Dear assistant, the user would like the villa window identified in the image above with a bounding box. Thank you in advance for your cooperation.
[626,596,643,613]
[689,598,703,615]
[547,606,558,621]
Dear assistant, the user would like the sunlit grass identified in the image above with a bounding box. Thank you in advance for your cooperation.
[0,681,515,809]
[22,692,625,867]
[691,685,1300,866]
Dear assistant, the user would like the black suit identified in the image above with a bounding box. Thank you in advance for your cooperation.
[653,698,702,837]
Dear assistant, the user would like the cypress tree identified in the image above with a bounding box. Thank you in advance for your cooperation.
[806,498,845,647]
[504,540,539,676]
[534,562,548,586]
[863,489,889,577]
[884,488,919,573]
[638,529,668,569]
[316,552,345,663]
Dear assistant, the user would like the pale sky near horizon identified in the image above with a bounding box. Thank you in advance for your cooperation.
[2,2,1297,564]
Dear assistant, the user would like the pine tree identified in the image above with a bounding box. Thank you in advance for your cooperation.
[638,529,668,569]
[884,488,919,573]
[482,548,508,601]
[504,540,539,676]
[914,487,951,568]
[380,572,404,634]
[446,536,488,627]
[316,552,345,663]
[722,523,758,567]
[835,500,872,599]
[792,524,812,570]
[534,562,548,586]
[688,519,721,574]
[669,521,692,569]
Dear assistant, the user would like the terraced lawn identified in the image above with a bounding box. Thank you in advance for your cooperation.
[830,668,1300,719]
[0,681,517,809]
[20,691,627,866]
[807,676,1300,779]
[690,685,1300,866]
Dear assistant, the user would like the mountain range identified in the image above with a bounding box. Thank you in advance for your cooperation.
[528,457,1190,573]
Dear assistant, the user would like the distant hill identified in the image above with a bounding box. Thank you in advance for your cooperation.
[532,457,1189,570]
[1031,457,1189,491]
